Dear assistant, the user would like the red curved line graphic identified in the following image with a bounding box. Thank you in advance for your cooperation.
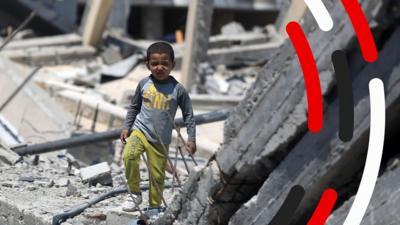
[286,21,323,133]
[307,188,338,225]
[341,0,378,63]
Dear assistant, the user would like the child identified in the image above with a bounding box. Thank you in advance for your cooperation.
[120,42,196,211]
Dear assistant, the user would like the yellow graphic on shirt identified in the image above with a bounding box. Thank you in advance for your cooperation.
[143,84,172,111]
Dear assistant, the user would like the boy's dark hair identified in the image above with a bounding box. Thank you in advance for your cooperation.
[146,42,175,62]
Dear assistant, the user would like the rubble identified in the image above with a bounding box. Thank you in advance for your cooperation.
[55,178,70,187]
[326,165,400,225]
[2,45,97,66]
[100,54,144,78]
[80,162,113,186]
[1,0,399,224]
[0,154,186,225]
[0,145,21,165]
[1,33,82,51]
[155,0,400,224]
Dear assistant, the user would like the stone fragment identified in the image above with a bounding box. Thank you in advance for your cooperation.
[55,178,70,187]
[0,146,21,165]
[80,162,112,186]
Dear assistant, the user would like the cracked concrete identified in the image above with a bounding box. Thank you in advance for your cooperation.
[155,0,400,224]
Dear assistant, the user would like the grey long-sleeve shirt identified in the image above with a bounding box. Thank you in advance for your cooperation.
[123,75,196,144]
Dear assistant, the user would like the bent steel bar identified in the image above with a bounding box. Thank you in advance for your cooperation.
[0,12,36,51]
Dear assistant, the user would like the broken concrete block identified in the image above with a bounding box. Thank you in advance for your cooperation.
[0,146,21,165]
[327,165,400,225]
[80,162,112,186]
[55,178,70,187]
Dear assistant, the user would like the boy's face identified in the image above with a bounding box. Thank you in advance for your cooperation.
[147,53,175,81]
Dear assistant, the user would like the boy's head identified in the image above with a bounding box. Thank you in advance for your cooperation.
[146,42,175,81]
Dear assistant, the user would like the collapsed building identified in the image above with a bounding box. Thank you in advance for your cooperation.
[156,0,400,224]
[1,0,400,224]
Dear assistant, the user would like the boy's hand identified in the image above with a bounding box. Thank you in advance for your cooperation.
[186,140,196,155]
[120,129,129,144]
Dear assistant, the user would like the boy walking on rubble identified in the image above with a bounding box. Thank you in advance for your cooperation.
[120,42,196,212]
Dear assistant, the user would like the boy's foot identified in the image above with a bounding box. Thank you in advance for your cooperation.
[122,193,143,212]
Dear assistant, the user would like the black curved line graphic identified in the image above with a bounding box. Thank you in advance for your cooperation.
[332,50,354,142]
[268,185,305,225]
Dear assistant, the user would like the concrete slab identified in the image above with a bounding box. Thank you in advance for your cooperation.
[2,33,82,50]
[0,56,71,143]
[327,164,400,225]
[0,146,21,165]
[2,46,96,65]
[80,162,112,186]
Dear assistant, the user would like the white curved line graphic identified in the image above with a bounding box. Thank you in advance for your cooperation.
[342,78,386,225]
[304,0,334,31]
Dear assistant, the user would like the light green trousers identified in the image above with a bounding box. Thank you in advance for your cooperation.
[123,129,168,207]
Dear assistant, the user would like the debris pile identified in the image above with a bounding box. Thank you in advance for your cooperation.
[1,0,400,225]
[0,146,196,225]
[155,0,400,224]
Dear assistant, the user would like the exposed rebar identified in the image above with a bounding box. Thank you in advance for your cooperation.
[153,128,183,187]
[166,111,198,166]
[91,103,99,132]
[0,12,36,51]
[0,66,42,113]
[73,100,82,127]
[177,144,191,174]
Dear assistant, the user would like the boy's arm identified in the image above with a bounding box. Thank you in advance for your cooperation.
[120,82,142,144]
[178,85,196,153]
